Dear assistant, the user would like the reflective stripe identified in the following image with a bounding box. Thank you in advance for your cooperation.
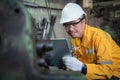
[85,48,95,54]
[98,61,112,64]
[73,46,79,50]
[104,32,109,39]
[71,46,79,51]
[85,50,89,54]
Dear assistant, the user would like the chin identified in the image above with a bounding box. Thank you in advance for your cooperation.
[69,33,78,38]
[71,35,77,38]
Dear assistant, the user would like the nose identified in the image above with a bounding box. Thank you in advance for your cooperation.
[69,25,74,31]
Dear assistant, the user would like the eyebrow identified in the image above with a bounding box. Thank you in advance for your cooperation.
[65,19,81,24]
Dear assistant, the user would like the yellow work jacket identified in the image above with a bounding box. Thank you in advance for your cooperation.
[71,24,120,80]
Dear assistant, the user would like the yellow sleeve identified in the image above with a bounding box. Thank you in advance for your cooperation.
[86,32,113,79]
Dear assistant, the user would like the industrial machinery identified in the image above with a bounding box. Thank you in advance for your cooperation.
[0,0,86,80]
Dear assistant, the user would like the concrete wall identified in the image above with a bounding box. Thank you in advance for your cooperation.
[22,0,77,47]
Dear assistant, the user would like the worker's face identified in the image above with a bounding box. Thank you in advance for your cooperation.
[63,18,85,38]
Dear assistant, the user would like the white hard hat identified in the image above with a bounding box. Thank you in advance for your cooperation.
[60,3,85,24]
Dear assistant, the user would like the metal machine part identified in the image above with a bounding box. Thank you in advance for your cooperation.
[0,0,41,80]
[0,0,86,80]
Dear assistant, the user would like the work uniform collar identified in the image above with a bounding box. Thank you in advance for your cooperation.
[80,24,91,48]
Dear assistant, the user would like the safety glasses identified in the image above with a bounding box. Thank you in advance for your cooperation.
[63,20,81,27]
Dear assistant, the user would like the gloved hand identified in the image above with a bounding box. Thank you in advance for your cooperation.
[62,55,84,72]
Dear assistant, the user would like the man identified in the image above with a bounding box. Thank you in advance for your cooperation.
[60,2,120,80]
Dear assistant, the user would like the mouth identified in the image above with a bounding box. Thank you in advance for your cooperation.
[69,32,76,37]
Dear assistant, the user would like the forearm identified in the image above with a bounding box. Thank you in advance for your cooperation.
[85,63,113,79]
